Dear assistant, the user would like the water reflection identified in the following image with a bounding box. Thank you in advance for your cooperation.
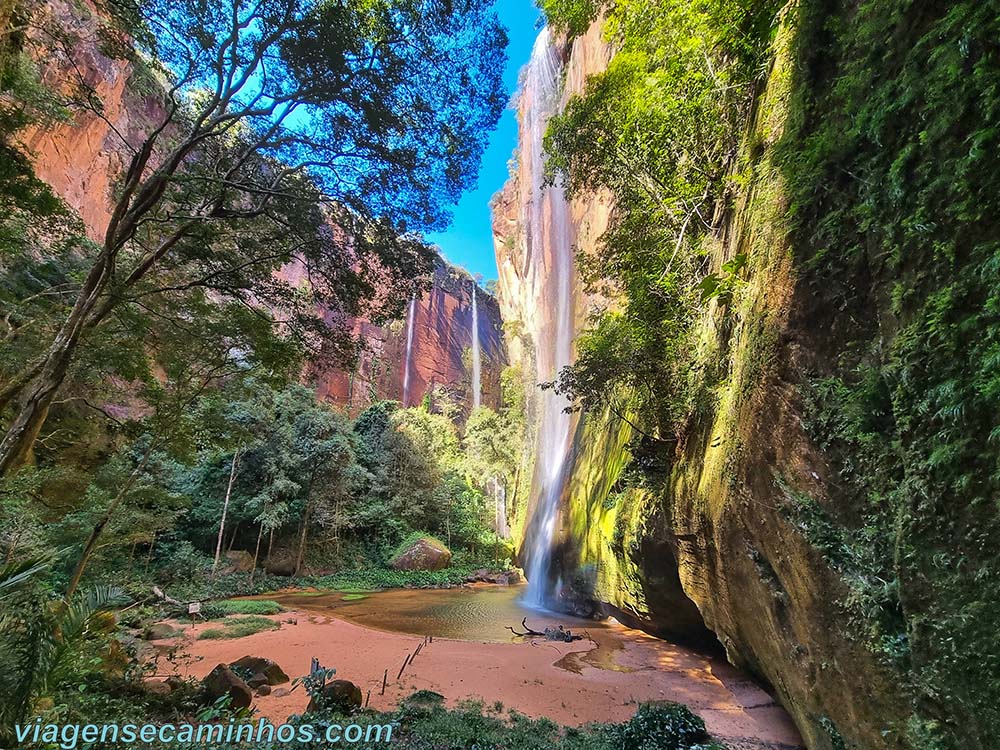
[263,585,610,644]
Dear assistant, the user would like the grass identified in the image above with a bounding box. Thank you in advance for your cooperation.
[197,615,281,640]
[200,599,283,618]
[341,593,368,601]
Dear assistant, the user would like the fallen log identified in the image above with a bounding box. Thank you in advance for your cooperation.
[506,618,582,642]
[151,585,183,608]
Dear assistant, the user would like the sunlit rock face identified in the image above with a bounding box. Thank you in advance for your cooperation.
[494,13,909,750]
[19,0,164,241]
[307,260,507,415]
[17,2,505,416]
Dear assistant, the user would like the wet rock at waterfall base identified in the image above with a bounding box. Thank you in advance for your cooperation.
[390,536,451,571]
[306,679,363,713]
[202,664,253,709]
[463,568,521,585]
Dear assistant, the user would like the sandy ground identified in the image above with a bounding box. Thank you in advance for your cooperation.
[150,607,803,750]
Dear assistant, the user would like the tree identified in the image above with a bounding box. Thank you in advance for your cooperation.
[0,0,507,474]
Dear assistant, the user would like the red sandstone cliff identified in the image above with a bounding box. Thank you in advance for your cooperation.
[308,260,506,415]
[16,0,505,414]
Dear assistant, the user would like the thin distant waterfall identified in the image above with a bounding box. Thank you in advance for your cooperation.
[402,294,417,406]
[520,28,576,608]
[471,285,482,409]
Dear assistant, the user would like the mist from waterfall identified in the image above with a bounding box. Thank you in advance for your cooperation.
[471,285,482,409]
[402,294,417,406]
[520,28,576,608]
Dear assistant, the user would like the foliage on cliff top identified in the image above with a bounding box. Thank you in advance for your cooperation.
[780,1,1000,748]
[541,0,779,443]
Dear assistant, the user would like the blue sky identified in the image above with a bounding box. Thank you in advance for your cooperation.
[425,0,542,281]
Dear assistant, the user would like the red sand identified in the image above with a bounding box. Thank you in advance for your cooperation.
[153,607,803,750]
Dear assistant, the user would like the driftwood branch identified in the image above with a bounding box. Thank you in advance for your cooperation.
[506,618,583,642]
[506,617,544,637]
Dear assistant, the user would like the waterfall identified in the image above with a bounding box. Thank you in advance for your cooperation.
[402,294,417,406]
[520,28,576,608]
[471,285,482,409]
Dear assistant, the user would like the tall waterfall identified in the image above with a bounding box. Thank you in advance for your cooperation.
[402,294,417,406]
[520,28,576,608]
[471,285,482,409]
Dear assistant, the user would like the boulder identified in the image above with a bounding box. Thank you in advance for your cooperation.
[229,656,289,686]
[202,664,253,709]
[497,570,521,585]
[220,550,254,574]
[143,622,181,640]
[390,536,451,571]
[265,558,296,576]
[306,679,363,713]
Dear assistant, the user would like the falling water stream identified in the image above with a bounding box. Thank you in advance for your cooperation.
[520,28,576,608]
[402,294,417,406]
[471,286,482,409]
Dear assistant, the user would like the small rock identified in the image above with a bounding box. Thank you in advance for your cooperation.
[256,684,271,696]
[247,673,269,689]
[271,687,292,698]
[145,680,173,695]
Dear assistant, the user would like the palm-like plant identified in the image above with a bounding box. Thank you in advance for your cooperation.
[0,555,50,598]
[0,557,126,741]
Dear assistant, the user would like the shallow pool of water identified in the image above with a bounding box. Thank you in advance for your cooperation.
[263,584,613,643]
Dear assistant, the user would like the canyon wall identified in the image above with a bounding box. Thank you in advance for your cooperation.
[18,2,504,416]
[494,9,920,750]
[308,261,506,415]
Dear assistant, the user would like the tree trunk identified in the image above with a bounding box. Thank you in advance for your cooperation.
[65,443,155,601]
[143,531,157,576]
[266,528,274,569]
[0,252,113,476]
[227,522,240,553]
[250,523,264,586]
[211,448,240,579]
[294,501,311,576]
[3,528,21,565]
